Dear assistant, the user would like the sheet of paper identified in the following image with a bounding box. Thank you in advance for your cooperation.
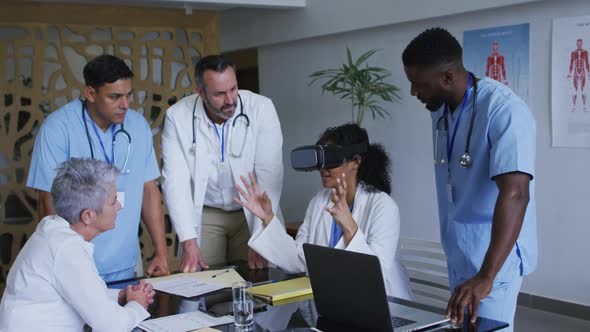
[186,269,245,288]
[149,277,225,298]
[139,311,232,332]
[145,269,245,290]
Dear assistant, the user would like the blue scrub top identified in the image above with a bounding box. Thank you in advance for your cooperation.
[430,78,537,284]
[27,99,160,275]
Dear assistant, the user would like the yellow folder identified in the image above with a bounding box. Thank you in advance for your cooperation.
[270,293,314,306]
[251,277,313,303]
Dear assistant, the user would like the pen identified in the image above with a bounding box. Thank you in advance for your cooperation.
[221,265,239,271]
[211,269,230,278]
[252,279,277,286]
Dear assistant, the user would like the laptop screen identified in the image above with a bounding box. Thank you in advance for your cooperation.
[303,243,394,331]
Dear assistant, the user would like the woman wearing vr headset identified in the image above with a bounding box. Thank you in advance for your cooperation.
[235,123,413,300]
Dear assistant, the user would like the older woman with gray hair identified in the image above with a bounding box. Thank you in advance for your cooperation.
[0,158,154,332]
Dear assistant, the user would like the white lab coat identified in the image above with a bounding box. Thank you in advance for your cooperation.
[0,216,149,332]
[162,90,284,242]
[249,185,414,301]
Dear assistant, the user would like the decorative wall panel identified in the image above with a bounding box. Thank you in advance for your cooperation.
[0,22,217,294]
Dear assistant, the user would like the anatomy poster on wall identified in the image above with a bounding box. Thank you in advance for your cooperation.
[463,23,530,102]
[552,15,590,147]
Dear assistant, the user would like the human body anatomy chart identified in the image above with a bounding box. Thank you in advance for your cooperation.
[552,15,590,147]
[463,23,530,101]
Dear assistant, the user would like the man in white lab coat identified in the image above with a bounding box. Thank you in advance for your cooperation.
[161,55,283,271]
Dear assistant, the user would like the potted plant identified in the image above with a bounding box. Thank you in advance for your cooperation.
[309,47,401,126]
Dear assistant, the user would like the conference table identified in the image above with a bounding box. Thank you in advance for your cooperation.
[108,264,508,332]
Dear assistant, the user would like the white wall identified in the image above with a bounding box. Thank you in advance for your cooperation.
[254,0,590,306]
[220,0,542,52]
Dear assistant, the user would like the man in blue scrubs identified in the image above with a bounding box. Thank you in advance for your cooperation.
[27,54,170,282]
[402,28,537,331]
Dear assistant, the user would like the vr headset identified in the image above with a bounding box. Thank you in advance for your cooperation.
[290,144,368,171]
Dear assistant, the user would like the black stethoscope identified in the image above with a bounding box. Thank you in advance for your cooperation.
[191,94,250,157]
[434,73,478,168]
[82,100,132,174]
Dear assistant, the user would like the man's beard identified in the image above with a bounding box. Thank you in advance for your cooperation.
[425,92,450,112]
[426,101,444,112]
[205,98,237,120]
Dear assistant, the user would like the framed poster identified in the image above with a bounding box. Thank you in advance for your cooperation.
[463,23,530,102]
[552,15,590,147]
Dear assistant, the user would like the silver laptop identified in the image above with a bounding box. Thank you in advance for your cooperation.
[303,243,449,331]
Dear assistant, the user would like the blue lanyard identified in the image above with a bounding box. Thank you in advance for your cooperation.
[89,113,115,165]
[212,121,226,163]
[328,201,354,248]
[445,75,472,160]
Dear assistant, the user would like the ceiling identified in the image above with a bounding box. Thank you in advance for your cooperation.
[23,0,306,11]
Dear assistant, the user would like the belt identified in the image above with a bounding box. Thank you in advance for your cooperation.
[203,206,243,213]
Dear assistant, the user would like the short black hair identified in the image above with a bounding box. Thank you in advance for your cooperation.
[194,55,237,89]
[317,123,392,195]
[402,27,463,69]
[83,54,133,88]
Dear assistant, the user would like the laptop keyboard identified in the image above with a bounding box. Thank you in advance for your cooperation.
[391,316,416,328]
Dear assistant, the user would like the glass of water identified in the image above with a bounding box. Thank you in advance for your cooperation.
[232,281,254,330]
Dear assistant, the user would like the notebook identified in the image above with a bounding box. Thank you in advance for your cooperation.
[251,277,313,304]
[303,244,449,332]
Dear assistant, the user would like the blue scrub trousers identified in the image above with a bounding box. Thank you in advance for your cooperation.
[101,267,135,283]
[450,276,523,332]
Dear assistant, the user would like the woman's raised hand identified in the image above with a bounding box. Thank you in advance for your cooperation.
[325,173,358,244]
[234,172,274,225]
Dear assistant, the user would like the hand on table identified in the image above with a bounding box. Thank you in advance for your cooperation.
[180,238,208,273]
[446,274,493,324]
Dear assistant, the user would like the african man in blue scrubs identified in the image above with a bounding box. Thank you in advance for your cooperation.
[402,28,537,331]
[27,55,170,282]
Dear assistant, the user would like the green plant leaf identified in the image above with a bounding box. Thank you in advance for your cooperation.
[355,49,378,67]
[346,47,353,66]
[308,47,402,125]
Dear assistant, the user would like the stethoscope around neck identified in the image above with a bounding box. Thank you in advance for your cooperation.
[191,94,250,157]
[434,73,478,168]
[82,100,132,174]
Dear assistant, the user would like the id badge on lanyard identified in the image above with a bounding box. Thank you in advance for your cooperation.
[446,169,453,204]
[443,74,472,205]
[117,192,126,208]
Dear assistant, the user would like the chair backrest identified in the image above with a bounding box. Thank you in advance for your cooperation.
[400,238,450,310]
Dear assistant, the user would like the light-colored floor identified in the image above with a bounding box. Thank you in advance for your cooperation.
[515,306,590,331]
